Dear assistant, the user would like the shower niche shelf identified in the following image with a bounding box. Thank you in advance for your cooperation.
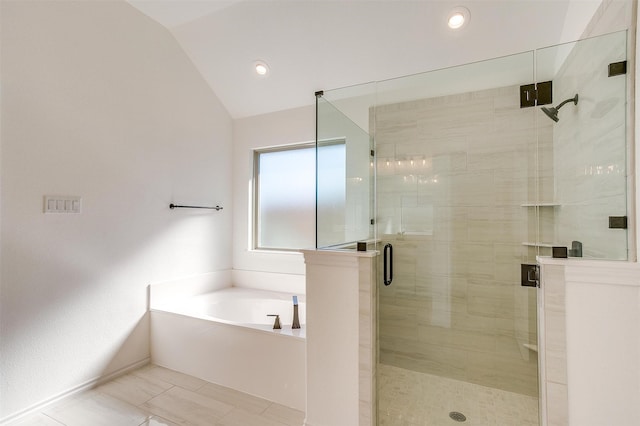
[522,242,557,248]
[520,202,561,207]
[522,203,559,249]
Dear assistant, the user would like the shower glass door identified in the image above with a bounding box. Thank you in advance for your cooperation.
[374,52,541,425]
[317,30,628,426]
[535,31,628,260]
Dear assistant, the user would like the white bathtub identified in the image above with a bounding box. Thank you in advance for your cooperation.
[150,287,306,411]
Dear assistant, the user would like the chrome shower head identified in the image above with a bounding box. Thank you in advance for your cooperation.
[541,94,579,122]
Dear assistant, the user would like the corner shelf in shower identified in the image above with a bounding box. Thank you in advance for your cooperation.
[522,242,558,248]
[521,203,560,248]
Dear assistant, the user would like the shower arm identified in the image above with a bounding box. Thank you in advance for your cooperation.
[555,94,579,111]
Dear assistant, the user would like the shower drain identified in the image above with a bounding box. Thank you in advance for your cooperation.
[449,411,467,422]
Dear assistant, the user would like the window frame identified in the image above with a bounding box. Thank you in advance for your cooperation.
[252,139,346,252]
[252,142,316,252]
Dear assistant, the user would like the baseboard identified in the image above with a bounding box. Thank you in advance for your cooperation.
[0,357,150,425]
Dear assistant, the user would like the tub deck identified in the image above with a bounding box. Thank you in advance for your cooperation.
[149,286,306,411]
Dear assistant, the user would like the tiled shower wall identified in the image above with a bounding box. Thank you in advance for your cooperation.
[375,85,553,397]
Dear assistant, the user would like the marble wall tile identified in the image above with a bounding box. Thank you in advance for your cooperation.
[430,207,468,242]
[379,319,420,341]
[546,382,569,426]
[376,84,540,398]
[411,249,451,279]
[543,300,568,386]
[466,280,515,319]
[415,275,466,302]
[417,324,497,353]
[424,309,495,334]
[448,171,496,207]
[543,265,565,311]
[494,176,531,206]
[381,341,468,382]
[466,352,539,396]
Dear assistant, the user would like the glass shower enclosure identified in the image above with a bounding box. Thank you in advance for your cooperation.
[316,30,628,425]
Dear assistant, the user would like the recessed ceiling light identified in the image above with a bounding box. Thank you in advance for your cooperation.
[254,61,269,76]
[448,7,470,30]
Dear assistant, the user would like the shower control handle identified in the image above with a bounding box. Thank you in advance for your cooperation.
[383,243,393,286]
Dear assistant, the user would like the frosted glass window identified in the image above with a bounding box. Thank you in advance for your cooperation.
[255,143,345,250]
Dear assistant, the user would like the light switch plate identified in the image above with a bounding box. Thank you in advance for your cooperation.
[44,196,82,214]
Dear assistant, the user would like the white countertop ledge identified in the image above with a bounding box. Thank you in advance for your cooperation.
[301,249,379,267]
[538,256,640,287]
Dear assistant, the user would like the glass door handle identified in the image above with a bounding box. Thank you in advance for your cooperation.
[384,243,393,286]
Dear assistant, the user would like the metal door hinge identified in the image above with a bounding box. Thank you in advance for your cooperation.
[520,81,552,108]
[609,216,628,229]
[521,264,539,288]
[608,61,627,77]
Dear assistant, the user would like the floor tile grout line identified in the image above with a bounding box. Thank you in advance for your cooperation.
[134,383,176,409]
[260,401,274,416]
[94,378,177,410]
[41,413,66,426]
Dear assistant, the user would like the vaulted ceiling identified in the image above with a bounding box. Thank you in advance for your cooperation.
[128,0,603,118]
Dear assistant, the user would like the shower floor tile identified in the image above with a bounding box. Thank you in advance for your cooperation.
[8,364,305,426]
[378,363,539,426]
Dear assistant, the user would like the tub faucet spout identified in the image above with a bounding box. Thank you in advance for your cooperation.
[292,296,301,329]
[267,314,281,329]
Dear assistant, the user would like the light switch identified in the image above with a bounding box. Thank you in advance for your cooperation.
[44,196,82,214]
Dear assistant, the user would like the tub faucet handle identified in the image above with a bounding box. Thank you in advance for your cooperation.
[267,314,281,329]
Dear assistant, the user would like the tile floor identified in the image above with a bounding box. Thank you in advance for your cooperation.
[8,362,539,426]
[377,364,539,426]
[8,364,305,426]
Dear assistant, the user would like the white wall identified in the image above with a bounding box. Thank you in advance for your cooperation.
[565,262,640,426]
[0,1,232,420]
[538,258,640,426]
[232,106,314,281]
